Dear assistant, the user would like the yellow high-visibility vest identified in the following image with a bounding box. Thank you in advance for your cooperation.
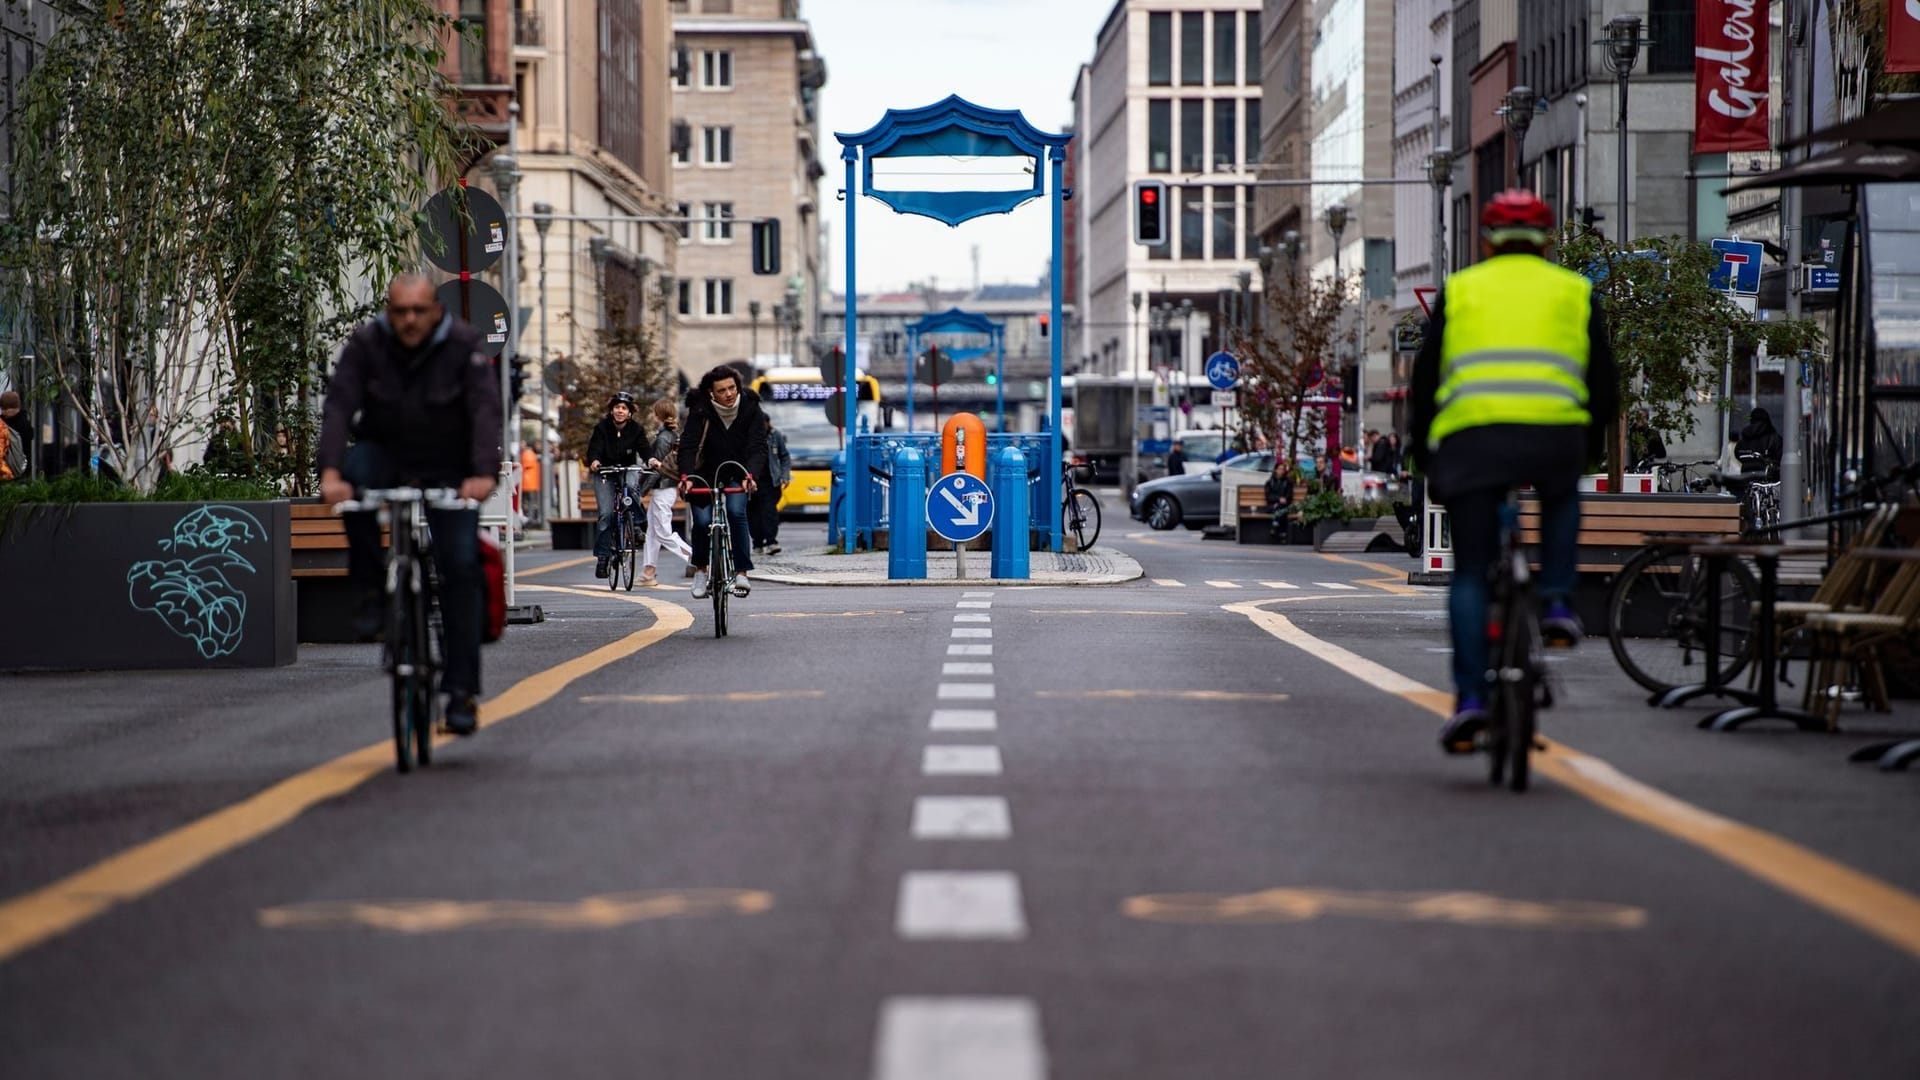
[1429,254,1594,448]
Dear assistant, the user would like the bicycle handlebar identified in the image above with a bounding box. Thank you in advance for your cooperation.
[334,487,477,514]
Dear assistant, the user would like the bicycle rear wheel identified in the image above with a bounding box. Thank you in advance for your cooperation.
[1065,488,1101,550]
[1503,605,1538,793]
[1606,544,1757,694]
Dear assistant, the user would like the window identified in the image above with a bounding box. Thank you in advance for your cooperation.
[702,125,733,165]
[701,49,733,89]
[1213,11,1236,85]
[677,279,692,316]
[675,202,692,240]
[1148,99,1171,173]
[1244,98,1260,173]
[1212,98,1237,169]
[1647,0,1696,74]
[1180,98,1204,173]
[1180,185,1204,260]
[456,0,488,84]
[672,50,691,90]
[704,278,734,316]
[1180,12,1204,85]
[1244,11,1260,84]
[1212,185,1237,260]
[1242,184,1259,257]
[701,201,735,241]
[1148,12,1172,86]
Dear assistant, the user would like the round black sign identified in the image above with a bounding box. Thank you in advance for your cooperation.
[421,186,508,275]
[436,280,511,359]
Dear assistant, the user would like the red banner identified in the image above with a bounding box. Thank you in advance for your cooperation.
[1693,0,1771,154]
[1891,1,1920,74]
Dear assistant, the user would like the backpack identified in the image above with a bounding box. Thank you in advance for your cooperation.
[0,422,21,481]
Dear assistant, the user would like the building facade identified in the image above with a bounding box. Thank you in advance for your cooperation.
[1074,0,1265,384]
[671,0,827,374]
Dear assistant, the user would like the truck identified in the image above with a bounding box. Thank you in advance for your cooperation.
[1068,373,1222,484]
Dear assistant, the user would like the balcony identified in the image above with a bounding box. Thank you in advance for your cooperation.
[514,10,544,48]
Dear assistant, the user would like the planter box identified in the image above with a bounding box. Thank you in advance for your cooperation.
[1310,518,1351,550]
[0,501,295,671]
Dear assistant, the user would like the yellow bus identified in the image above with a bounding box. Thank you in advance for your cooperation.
[750,367,883,516]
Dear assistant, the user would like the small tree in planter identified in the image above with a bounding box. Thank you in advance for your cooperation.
[559,291,680,465]
[1229,256,1356,474]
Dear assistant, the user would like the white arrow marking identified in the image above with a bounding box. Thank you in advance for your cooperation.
[940,486,981,527]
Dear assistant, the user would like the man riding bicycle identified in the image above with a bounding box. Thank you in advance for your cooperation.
[587,390,650,579]
[319,274,501,737]
[1408,191,1619,754]
[678,364,766,600]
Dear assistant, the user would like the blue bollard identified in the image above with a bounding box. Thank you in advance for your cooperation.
[990,445,1030,580]
[889,444,928,580]
[828,450,847,549]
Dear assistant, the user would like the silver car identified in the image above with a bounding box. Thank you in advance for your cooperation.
[1129,451,1277,530]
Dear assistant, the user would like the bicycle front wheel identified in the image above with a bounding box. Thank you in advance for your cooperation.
[389,583,417,774]
[711,526,730,638]
[621,515,640,591]
[1065,488,1102,550]
[1606,544,1757,694]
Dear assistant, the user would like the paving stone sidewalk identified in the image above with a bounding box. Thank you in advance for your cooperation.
[746,545,1143,586]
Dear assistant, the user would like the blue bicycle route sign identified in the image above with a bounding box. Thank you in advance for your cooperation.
[927,472,994,543]
[1205,351,1241,391]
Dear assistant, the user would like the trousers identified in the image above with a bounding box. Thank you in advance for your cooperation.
[644,486,694,570]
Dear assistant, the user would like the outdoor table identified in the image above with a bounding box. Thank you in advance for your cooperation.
[1650,541,1764,711]
[1690,541,1831,733]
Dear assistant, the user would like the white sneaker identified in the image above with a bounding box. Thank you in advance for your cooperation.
[690,571,710,599]
[730,571,751,598]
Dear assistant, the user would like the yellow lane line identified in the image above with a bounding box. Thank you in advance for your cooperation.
[1226,598,1920,961]
[517,555,596,578]
[1314,552,1422,595]
[0,588,691,965]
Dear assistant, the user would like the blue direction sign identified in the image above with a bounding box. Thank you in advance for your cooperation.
[1710,238,1764,296]
[927,471,994,543]
[1803,265,1840,294]
[1204,351,1241,391]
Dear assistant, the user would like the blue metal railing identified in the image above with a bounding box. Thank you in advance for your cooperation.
[837,432,1056,549]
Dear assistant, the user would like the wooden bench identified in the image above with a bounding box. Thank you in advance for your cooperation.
[1236,484,1274,544]
[1517,491,1742,574]
[291,499,387,643]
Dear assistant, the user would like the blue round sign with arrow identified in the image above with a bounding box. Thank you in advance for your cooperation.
[927,472,995,543]
[1205,351,1241,391]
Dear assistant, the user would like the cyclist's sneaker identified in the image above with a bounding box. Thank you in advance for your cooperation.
[690,570,711,599]
[594,556,611,579]
[1541,601,1584,648]
[443,693,479,737]
[730,571,751,598]
[1439,698,1488,755]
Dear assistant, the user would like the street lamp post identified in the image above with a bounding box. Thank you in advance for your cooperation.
[1499,85,1542,189]
[1428,54,1450,290]
[1129,290,1143,494]
[1324,202,1351,453]
[531,200,554,525]
[1602,15,1645,245]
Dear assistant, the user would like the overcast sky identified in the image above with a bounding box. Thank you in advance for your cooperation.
[804,0,1119,294]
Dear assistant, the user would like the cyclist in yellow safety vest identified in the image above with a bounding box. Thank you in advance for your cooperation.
[1408,190,1619,755]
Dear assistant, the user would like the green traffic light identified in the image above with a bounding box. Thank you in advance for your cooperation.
[985,373,998,385]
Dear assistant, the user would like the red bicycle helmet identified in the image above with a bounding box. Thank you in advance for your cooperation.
[1481,189,1553,232]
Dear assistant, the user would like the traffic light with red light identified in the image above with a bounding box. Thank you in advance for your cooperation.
[1037,313,1049,338]
[1132,179,1168,246]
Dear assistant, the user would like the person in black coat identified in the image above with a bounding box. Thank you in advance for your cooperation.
[586,390,650,576]
[678,364,768,599]
[1733,407,1783,481]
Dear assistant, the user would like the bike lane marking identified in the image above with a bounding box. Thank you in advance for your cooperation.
[1225,597,1920,961]
[0,586,693,965]
[1314,552,1424,595]
[516,555,596,578]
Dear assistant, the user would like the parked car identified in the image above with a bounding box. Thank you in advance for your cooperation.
[1130,451,1278,530]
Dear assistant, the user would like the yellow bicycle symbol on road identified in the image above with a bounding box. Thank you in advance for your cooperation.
[1123,887,1646,931]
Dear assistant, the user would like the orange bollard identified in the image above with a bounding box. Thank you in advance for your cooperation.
[941,413,989,481]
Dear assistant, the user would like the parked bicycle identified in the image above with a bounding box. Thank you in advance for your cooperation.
[1063,456,1101,551]
[682,460,751,638]
[334,486,476,774]
[595,464,654,592]
[1604,462,1920,696]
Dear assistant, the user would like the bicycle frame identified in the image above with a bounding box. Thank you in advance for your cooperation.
[596,465,654,591]
[682,460,752,638]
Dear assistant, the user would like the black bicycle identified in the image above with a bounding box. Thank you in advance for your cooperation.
[596,465,653,592]
[1481,495,1550,792]
[336,487,474,774]
[682,460,751,639]
[1063,456,1101,551]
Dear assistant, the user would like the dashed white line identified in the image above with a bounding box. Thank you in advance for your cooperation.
[924,745,1004,776]
[911,796,1012,840]
[895,871,1027,939]
[943,662,994,676]
[938,683,995,701]
[962,591,996,599]
[873,998,1047,1080]
[1204,580,1243,589]
[957,601,993,609]
[952,628,993,639]
[948,644,994,656]
[955,613,993,623]
[1312,582,1359,591]
[1259,581,1301,590]
[930,709,997,731]
[1152,578,1187,587]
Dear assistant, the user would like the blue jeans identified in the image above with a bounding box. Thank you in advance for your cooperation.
[690,491,753,574]
[340,443,483,698]
[1447,486,1579,704]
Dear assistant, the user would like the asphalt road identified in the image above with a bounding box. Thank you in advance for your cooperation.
[4,512,1918,1078]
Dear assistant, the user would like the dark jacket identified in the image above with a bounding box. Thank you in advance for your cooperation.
[1734,410,1783,475]
[587,414,648,471]
[678,385,769,497]
[1368,438,1399,475]
[1166,447,1187,475]
[1407,275,1619,500]
[1264,471,1295,510]
[319,313,501,485]
[766,426,792,487]
[648,424,681,483]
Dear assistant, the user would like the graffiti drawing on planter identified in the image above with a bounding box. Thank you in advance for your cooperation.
[127,505,269,658]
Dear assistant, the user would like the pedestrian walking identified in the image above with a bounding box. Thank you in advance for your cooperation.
[752,420,791,556]
[641,398,694,587]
